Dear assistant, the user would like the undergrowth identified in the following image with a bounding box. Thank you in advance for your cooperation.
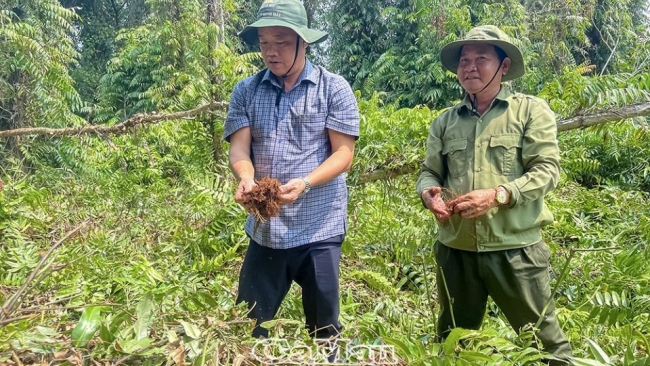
[0,103,649,365]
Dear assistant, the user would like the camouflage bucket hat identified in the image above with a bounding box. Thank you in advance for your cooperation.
[440,25,525,81]
[239,0,328,45]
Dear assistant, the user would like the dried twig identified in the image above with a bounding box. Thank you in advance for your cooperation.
[0,101,229,138]
[0,314,39,327]
[17,302,122,314]
[1,221,90,320]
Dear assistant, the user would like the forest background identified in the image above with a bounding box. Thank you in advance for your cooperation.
[1,0,650,364]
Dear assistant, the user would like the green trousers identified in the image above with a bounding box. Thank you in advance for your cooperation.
[434,241,572,364]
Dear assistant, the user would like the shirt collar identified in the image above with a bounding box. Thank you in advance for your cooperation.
[456,86,513,114]
[263,59,318,90]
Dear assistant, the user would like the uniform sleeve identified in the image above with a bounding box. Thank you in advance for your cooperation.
[416,116,446,197]
[502,98,560,206]
[325,76,360,139]
[223,80,250,142]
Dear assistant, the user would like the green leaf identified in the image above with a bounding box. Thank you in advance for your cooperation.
[570,357,609,366]
[442,328,464,356]
[586,338,611,364]
[180,320,201,339]
[114,338,154,354]
[134,293,154,340]
[71,306,102,348]
[458,350,494,362]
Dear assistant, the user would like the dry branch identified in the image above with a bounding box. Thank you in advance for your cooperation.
[557,101,650,131]
[1,100,648,185]
[356,101,650,184]
[1,221,90,321]
[0,101,229,138]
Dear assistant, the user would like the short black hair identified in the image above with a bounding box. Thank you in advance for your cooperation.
[494,46,508,62]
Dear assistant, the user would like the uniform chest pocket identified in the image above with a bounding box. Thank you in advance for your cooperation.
[287,110,327,150]
[489,135,523,176]
[443,138,468,178]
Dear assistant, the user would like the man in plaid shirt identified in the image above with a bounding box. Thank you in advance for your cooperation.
[224,0,359,343]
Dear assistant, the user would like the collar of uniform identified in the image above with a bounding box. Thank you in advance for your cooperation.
[262,59,317,90]
[455,86,513,114]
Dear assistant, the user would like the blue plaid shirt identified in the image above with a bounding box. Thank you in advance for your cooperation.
[224,60,360,249]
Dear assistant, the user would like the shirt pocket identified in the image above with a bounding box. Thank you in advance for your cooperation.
[287,109,327,151]
[489,134,523,176]
[442,138,468,178]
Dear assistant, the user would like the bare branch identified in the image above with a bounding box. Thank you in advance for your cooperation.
[556,101,650,131]
[1,221,91,320]
[356,102,650,184]
[0,101,229,139]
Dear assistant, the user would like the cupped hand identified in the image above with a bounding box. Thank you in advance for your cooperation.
[447,188,496,218]
[422,186,453,222]
[278,178,306,205]
[235,178,256,211]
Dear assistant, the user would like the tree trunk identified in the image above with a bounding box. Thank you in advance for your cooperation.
[207,0,225,162]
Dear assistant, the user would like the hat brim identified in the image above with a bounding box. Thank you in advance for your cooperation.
[238,19,328,46]
[440,39,525,81]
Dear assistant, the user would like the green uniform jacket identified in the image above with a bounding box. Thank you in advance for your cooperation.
[416,87,560,252]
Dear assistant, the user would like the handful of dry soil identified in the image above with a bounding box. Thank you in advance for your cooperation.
[242,176,282,222]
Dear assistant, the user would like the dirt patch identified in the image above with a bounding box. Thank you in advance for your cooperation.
[242,176,282,223]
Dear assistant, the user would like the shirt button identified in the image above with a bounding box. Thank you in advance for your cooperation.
[478,119,482,123]
[476,168,481,172]
[477,221,482,225]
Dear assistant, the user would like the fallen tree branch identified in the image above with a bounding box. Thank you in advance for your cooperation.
[1,221,90,321]
[0,101,229,138]
[1,100,648,185]
[557,101,650,131]
[356,101,650,184]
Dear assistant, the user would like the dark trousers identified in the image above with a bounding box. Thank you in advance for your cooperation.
[434,241,572,364]
[236,235,344,339]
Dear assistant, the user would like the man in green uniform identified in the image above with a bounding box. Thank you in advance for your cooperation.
[416,25,572,364]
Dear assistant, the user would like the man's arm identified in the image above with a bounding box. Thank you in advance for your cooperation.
[501,98,561,207]
[416,118,446,196]
[308,129,355,183]
[450,97,560,217]
[229,127,256,205]
[278,128,356,204]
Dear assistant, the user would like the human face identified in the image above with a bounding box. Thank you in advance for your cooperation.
[457,44,510,95]
[258,26,307,78]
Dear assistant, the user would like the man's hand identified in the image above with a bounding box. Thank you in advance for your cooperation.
[235,178,256,210]
[278,178,307,205]
[422,186,452,222]
[447,188,497,218]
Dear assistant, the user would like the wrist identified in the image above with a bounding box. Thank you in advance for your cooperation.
[301,177,311,195]
[494,186,509,206]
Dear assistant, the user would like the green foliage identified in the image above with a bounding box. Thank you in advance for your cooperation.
[326,0,650,109]
[60,0,148,105]
[71,306,103,348]
[0,0,84,130]
[1,0,650,364]
[539,64,650,117]
[559,123,650,191]
[94,0,259,123]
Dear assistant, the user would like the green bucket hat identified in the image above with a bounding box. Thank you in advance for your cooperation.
[440,25,525,81]
[238,0,328,46]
